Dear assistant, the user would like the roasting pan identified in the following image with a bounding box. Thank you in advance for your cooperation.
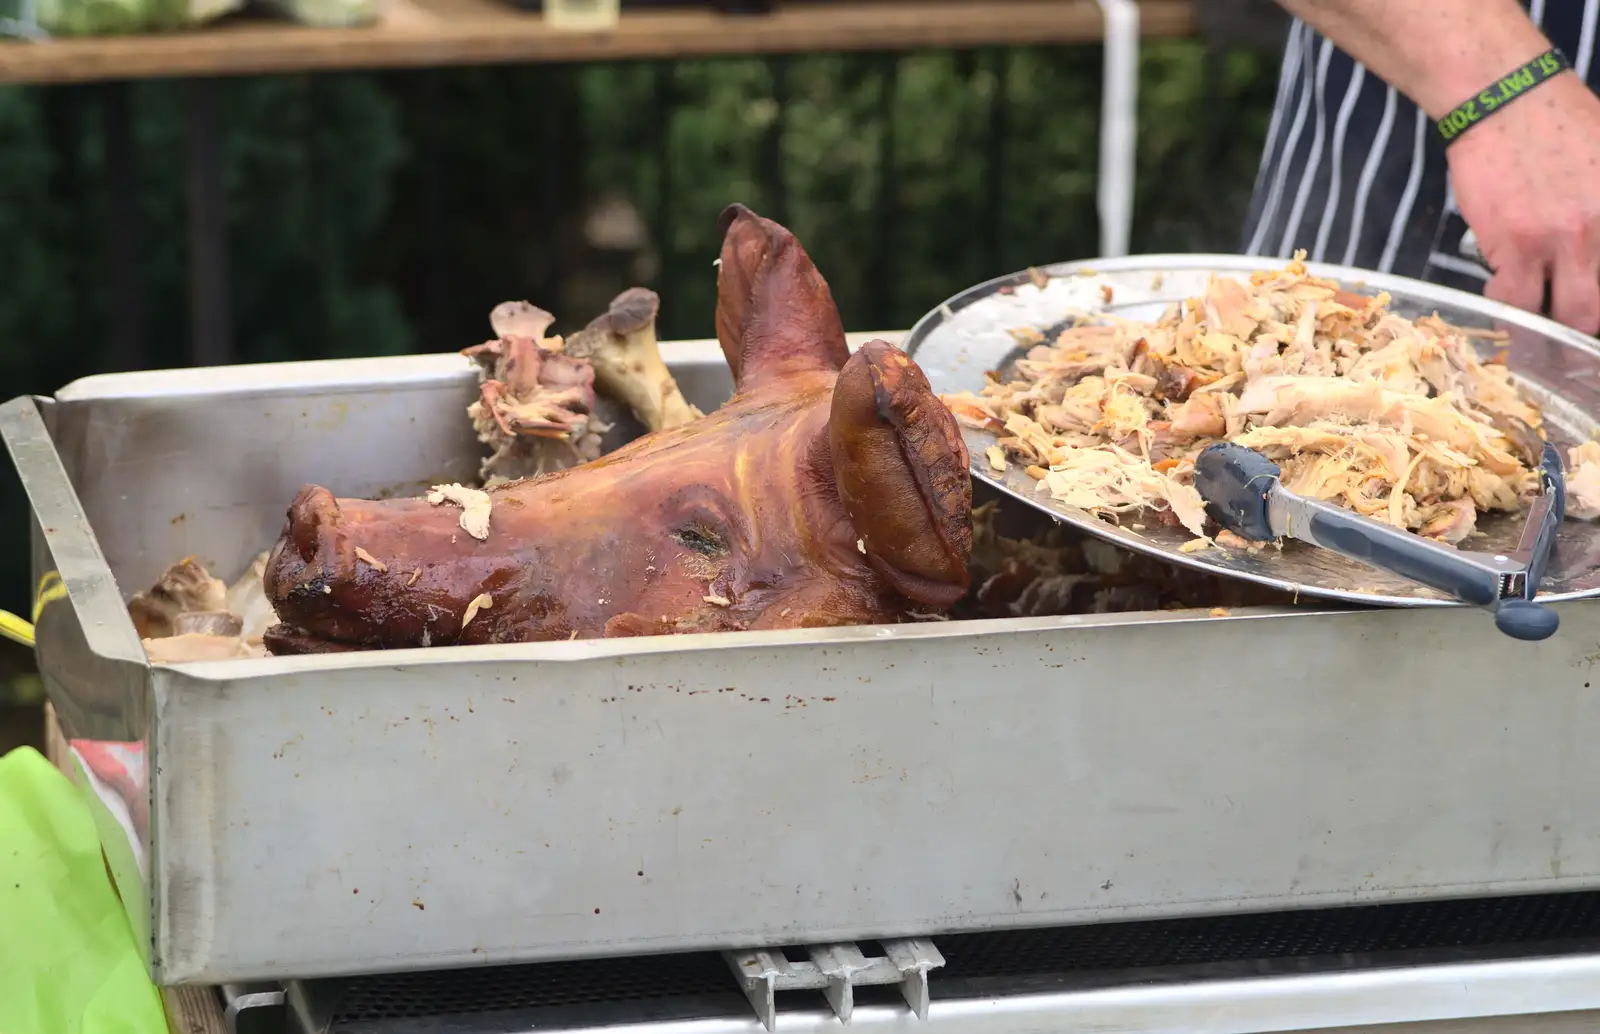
[5,329,1600,989]
[904,254,1600,608]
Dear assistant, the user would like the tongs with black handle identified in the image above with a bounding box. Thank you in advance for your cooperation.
[1194,440,1566,641]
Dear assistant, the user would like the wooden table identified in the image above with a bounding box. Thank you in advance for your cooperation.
[0,0,1195,85]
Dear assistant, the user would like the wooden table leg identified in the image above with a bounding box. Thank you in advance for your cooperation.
[162,985,230,1034]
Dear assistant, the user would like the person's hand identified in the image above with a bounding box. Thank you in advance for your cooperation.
[1448,73,1600,336]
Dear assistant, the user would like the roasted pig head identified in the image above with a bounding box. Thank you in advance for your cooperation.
[262,204,972,653]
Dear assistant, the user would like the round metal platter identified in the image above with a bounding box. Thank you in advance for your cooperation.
[904,254,1600,608]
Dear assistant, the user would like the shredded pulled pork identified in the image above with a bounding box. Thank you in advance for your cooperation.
[427,482,493,540]
[942,255,1557,545]
[1568,442,1600,520]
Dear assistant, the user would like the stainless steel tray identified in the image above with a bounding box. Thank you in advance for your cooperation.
[904,255,1600,607]
[8,336,1600,987]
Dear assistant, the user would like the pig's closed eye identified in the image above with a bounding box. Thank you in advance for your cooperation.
[675,522,726,557]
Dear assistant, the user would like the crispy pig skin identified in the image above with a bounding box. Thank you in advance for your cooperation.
[262,204,972,652]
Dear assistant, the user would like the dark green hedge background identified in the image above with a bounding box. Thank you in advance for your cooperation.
[0,41,1279,686]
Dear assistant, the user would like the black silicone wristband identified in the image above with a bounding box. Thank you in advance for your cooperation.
[1436,48,1572,146]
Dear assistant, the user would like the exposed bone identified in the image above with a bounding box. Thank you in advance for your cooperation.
[128,557,228,639]
[174,611,244,637]
[489,301,561,346]
[463,306,605,484]
[464,291,698,484]
[564,288,702,433]
[130,553,275,663]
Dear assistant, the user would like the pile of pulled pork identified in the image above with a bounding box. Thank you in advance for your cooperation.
[942,256,1600,547]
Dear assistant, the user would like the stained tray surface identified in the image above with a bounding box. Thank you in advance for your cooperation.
[904,255,1600,607]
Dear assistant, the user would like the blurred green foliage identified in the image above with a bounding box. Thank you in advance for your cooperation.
[0,40,1278,650]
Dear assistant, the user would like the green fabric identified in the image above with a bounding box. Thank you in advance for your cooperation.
[0,746,167,1034]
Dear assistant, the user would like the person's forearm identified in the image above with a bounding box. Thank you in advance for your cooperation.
[1274,0,1556,118]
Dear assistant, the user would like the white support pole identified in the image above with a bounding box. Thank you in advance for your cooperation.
[1096,0,1141,258]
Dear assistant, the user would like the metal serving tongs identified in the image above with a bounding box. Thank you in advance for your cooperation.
[1194,440,1567,641]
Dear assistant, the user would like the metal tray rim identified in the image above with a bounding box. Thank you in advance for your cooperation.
[3,325,1365,688]
[50,341,729,403]
[155,603,1356,681]
[904,253,1600,361]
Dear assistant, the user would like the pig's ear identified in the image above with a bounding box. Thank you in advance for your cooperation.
[715,204,851,392]
[828,341,973,607]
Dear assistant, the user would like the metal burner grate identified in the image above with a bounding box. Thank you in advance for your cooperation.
[329,952,736,1022]
[318,890,1600,1029]
[936,891,1600,979]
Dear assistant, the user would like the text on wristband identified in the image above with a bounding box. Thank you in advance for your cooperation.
[1437,50,1570,143]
